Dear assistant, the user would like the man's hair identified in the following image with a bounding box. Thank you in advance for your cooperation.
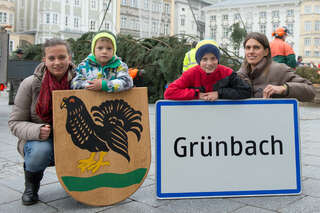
[42,38,72,56]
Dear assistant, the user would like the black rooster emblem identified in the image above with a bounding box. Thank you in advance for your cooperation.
[60,96,143,174]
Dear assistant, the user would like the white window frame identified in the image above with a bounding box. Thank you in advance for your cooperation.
[305,21,312,32]
[304,38,311,46]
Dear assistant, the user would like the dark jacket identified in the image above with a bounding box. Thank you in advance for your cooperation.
[164,64,251,100]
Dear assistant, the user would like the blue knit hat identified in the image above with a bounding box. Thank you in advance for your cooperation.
[195,40,220,64]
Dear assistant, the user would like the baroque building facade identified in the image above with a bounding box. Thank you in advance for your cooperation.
[299,0,320,65]
[204,0,300,58]
[15,0,116,44]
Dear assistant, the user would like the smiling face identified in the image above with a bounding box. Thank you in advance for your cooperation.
[43,44,71,81]
[244,39,269,70]
[94,38,114,66]
[199,52,218,74]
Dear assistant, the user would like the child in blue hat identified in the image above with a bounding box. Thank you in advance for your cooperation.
[164,40,251,101]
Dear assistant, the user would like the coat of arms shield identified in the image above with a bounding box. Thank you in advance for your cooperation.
[52,88,151,206]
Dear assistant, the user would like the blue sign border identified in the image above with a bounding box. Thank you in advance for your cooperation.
[156,99,301,198]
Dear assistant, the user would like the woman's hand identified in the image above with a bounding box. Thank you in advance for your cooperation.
[40,125,51,140]
[86,79,102,91]
[199,91,219,101]
[263,84,286,98]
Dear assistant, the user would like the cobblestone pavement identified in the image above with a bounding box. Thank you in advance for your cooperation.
[0,93,320,213]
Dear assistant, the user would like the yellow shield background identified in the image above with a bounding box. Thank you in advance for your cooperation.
[52,87,151,206]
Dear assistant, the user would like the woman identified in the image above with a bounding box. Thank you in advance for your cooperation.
[238,32,315,102]
[8,38,75,205]
[164,40,251,101]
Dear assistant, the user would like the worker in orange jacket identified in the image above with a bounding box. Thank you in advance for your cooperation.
[270,27,296,69]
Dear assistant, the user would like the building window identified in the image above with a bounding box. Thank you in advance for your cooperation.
[222,14,228,21]
[9,14,13,25]
[210,15,216,22]
[90,20,95,30]
[234,13,240,22]
[20,0,25,8]
[164,23,169,35]
[0,12,8,24]
[180,15,185,26]
[315,38,320,46]
[91,0,96,9]
[315,21,320,32]
[287,9,294,17]
[259,11,266,18]
[304,38,311,46]
[74,0,80,6]
[120,16,127,28]
[287,23,293,34]
[131,0,137,7]
[304,21,312,32]
[121,0,127,5]
[152,21,157,33]
[65,16,68,26]
[74,17,79,28]
[272,23,279,32]
[304,5,312,14]
[260,24,266,34]
[45,13,50,24]
[9,40,13,54]
[52,14,58,24]
[314,51,320,57]
[210,28,217,40]
[144,0,149,9]
[272,10,279,18]
[223,27,228,37]
[315,6,320,14]
[305,50,311,57]
[164,3,170,14]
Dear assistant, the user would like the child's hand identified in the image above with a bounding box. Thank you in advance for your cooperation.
[86,79,103,91]
[199,91,218,101]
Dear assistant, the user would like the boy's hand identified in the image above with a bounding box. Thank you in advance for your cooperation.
[86,79,102,91]
[40,125,51,140]
[199,91,218,101]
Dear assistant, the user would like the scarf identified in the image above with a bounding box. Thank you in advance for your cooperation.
[36,69,70,124]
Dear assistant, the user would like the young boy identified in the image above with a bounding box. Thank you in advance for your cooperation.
[71,32,133,92]
[164,40,251,101]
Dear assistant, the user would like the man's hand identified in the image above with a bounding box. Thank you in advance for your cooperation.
[199,91,219,101]
[86,79,103,91]
[40,125,51,140]
[263,84,287,98]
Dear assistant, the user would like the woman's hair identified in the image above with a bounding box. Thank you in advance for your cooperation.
[42,38,72,56]
[242,32,272,70]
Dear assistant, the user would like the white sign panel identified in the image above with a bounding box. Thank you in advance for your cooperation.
[156,99,301,198]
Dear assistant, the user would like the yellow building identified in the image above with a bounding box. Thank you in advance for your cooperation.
[299,0,320,65]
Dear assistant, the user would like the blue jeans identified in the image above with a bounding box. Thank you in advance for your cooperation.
[24,138,54,172]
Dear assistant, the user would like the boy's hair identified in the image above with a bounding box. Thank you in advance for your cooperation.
[91,32,117,56]
[42,38,71,56]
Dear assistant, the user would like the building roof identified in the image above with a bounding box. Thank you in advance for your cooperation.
[204,0,299,10]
